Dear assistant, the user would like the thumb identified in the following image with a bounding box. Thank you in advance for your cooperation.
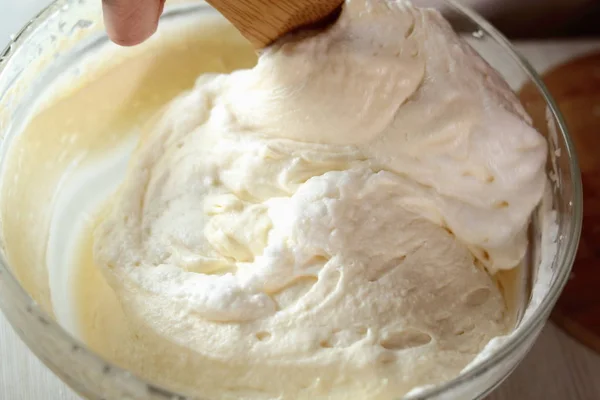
[102,0,166,46]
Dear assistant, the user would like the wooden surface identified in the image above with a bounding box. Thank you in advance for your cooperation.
[205,0,343,47]
[1,31,600,400]
[520,51,600,354]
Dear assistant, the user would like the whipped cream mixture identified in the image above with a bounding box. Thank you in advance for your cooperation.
[0,0,549,399]
[89,0,547,398]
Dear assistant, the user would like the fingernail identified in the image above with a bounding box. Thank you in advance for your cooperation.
[102,0,162,46]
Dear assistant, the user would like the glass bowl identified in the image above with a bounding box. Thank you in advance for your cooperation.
[0,1,582,399]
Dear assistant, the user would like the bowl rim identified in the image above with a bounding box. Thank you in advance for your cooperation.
[0,0,583,399]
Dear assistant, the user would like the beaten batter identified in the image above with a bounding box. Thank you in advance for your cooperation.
[92,0,546,398]
[2,0,548,399]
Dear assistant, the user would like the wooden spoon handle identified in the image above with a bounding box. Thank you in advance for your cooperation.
[205,0,344,48]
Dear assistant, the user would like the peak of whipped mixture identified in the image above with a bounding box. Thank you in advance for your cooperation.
[93,0,547,398]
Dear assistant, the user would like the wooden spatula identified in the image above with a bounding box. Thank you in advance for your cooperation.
[205,0,345,48]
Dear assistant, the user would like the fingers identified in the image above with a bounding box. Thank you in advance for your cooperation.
[102,0,166,46]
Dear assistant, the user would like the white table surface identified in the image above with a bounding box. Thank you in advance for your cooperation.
[2,1,600,399]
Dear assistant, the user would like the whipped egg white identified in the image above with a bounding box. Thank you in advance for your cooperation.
[87,0,546,398]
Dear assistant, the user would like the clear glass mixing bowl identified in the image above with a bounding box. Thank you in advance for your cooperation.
[0,1,582,399]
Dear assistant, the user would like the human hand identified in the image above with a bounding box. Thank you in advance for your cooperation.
[102,0,166,46]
